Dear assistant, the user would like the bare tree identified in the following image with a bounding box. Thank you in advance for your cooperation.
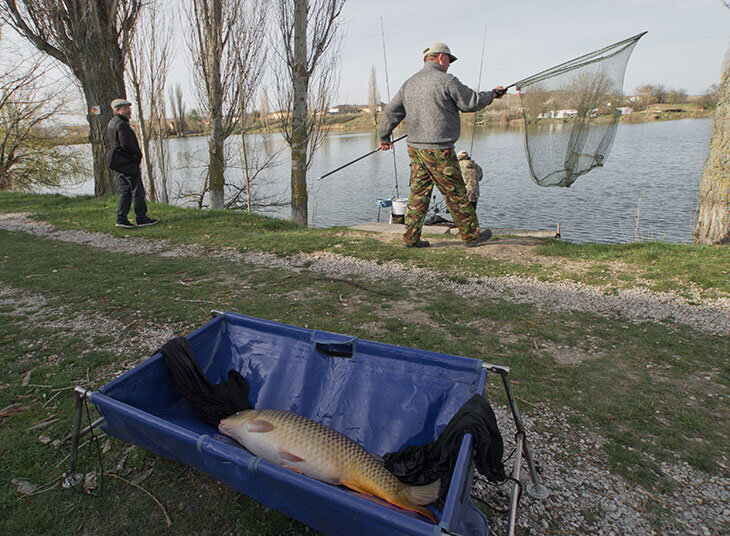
[695,49,729,244]
[0,52,87,190]
[259,88,271,132]
[169,83,186,136]
[272,0,346,226]
[187,0,267,209]
[1,0,142,197]
[234,1,268,213]
[127,0,174,203]
[698,83,721,109]
[368,65,380,126]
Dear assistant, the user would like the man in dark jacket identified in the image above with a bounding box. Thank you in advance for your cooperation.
[107,98,157,228]
[378,43,504,248]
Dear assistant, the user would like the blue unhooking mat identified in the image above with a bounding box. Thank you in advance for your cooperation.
[90,311,490,535]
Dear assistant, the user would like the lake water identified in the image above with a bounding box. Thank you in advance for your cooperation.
[54,118,712,244]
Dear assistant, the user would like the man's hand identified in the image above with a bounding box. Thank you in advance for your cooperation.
[492,86,507,99]
[380,141,393,151]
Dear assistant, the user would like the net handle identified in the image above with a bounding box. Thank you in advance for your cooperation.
[506,31,647,91]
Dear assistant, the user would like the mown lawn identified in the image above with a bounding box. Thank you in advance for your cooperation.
[0,192,727,535]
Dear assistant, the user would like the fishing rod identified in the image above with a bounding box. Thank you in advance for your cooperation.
[381,17,400,197]
[317,134,406,181]
[469,25,487,155]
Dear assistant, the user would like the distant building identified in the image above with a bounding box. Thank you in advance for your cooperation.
[537,109,579,119]
[327,104,362,115]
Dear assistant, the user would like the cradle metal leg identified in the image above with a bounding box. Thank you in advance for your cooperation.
[63,386,104,489]
[483,364,549,535]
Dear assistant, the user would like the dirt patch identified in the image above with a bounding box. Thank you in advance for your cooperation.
[538,341,605,365]
[347,227,592,269]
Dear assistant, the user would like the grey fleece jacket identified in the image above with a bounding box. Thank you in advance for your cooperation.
[378,61,495,150]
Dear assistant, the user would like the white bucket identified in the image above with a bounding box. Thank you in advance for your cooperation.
[391,198,408,216]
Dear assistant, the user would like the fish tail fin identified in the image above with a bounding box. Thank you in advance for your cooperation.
[404,478,441,506]
[408,504,438,523]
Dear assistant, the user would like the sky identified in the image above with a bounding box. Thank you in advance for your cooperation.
[320,0,729,105]
[3,0,728,112]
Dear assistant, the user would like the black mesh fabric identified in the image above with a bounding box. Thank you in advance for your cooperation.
[516,32,646,187]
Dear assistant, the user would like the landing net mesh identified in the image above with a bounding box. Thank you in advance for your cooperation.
[516,32,646,187]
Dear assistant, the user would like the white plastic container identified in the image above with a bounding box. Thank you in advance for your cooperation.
[391,198,408,216]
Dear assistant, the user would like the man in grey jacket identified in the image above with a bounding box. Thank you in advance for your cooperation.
[379,42,504,248]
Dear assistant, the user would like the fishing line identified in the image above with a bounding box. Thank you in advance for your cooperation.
[381,17,400,198]
[469,25,487,155]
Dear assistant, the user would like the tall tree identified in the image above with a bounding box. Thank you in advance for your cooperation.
[694,49,729,244]
[0,41,86,190]
[273,0,345,226]
[127,0,173,203]
[259,88,271,132]
[169,83,186,136]
[234,0,267,213]
[187,0,265,209]
[368,65,380,126]
[1,0,142,197]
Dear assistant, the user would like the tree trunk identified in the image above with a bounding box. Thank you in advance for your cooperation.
[78,68,126,197]
[290,0,308,226]
[66,15,129,198]
[205,0,225,209]
[209,121,225,209]
[695,59,730,245]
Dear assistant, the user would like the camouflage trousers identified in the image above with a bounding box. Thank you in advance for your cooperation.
[404,146,480,245]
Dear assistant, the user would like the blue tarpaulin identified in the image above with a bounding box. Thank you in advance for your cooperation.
[91,311,490,535]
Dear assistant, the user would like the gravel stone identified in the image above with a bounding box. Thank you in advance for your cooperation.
[1,213,727,335]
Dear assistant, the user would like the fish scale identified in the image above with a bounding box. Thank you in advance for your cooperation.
[218,408,439,522]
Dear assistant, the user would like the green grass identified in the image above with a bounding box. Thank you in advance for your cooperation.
[538,240,730,294]
[3,191,728,296]
[0,191,728,534]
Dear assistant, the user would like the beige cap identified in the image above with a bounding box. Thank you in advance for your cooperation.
[423,42,457,62]
[111,98,132,109]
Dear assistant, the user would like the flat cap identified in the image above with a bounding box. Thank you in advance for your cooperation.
[111,98,132,109]
[423,42,457,62]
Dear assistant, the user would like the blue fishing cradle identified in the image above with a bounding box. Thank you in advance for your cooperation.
[66,311,547,535]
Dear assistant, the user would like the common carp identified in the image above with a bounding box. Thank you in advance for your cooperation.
[218,408,440,522]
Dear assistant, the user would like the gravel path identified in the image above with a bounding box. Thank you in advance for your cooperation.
[2,212,729,534]
[1,212,728,335]
[474,406,729,536]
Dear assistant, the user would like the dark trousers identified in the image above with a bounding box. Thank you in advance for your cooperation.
[116,171,148,222]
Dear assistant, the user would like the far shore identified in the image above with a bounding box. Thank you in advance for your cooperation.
[52,103,713,146]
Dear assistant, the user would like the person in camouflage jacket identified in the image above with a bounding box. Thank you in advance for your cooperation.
[378,42,504,248]
[457,150,483,211]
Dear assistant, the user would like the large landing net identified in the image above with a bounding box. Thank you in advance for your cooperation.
[516,32,646,187]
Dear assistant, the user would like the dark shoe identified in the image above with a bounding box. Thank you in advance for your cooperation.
[465,229,492,247]
[115,219,135,229]
[403,240,430,248]
[136,218,158,227]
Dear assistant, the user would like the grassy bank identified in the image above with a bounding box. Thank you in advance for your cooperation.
[0,192,727,535]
